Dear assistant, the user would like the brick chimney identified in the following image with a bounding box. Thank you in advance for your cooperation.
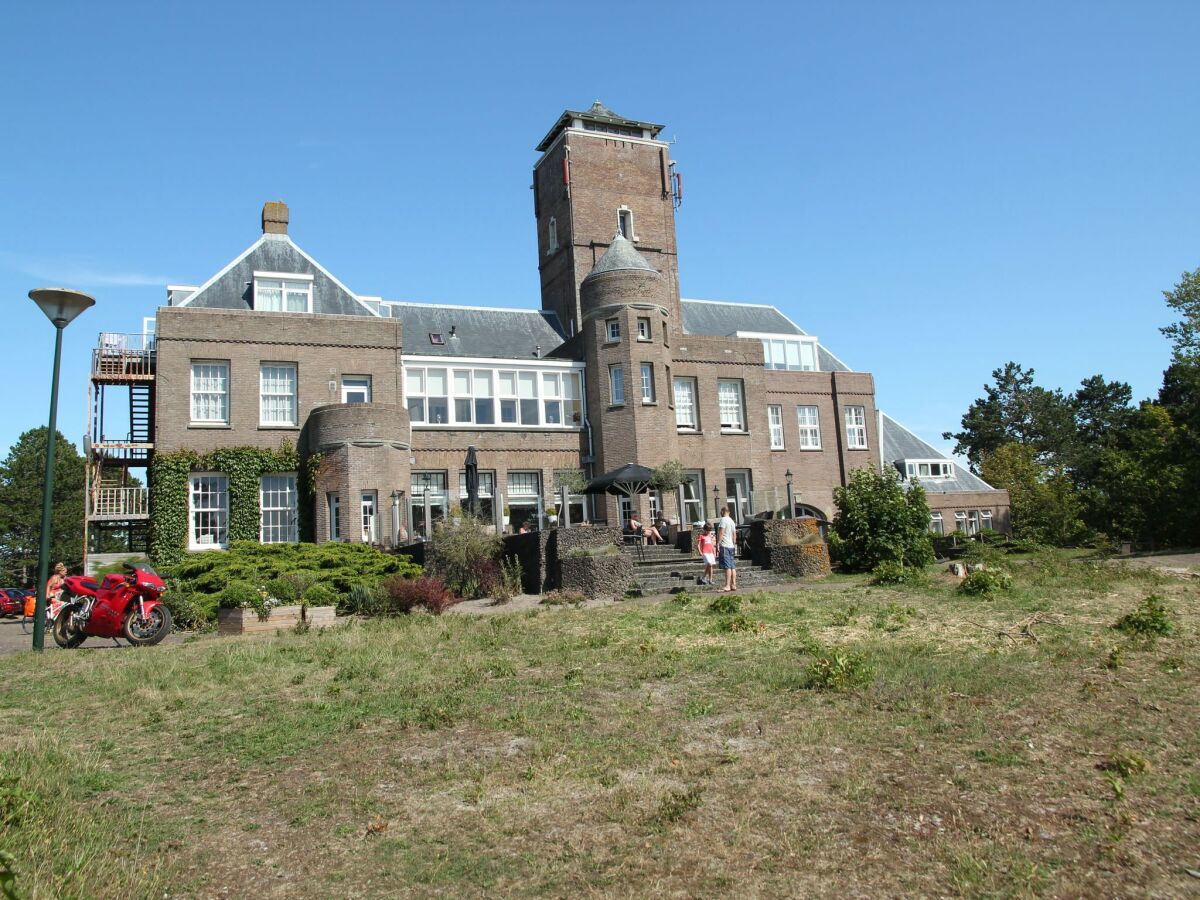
[262,201,289,235]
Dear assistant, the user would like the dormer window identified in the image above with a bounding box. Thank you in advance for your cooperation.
[903,460,955,479]
[617,207,635,240]
[253,272,313,313]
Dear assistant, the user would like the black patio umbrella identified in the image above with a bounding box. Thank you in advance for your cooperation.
[464,446,480,518]
[584,463,655,498]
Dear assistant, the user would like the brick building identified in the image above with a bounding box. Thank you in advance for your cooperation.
[83,102,1008,561]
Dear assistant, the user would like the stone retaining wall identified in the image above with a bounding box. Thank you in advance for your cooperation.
[559,553,633,599]
[501,526,624,594]
[747,517,832,577]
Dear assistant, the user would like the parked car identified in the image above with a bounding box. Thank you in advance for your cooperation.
[0,589,30,618]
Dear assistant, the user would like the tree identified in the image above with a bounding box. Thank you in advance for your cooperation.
[829,467,934,571]
[0,428,86,584]
[943,362,1076,472]
[979,443,1085,546]
[1161,266,1200,362]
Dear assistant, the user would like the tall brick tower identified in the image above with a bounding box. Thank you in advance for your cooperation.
[532,101,681,336]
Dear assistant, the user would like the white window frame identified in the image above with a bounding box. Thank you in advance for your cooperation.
[342,375,371,404]
[718,379,746,432]
[637,317,651,341]
[361,491,378,543]
[259,473,298,544]
[190,360,229,425]
[929,511,944,535]
[796,405,821,449]
[259,363,298,426]
[189,473,229,550]
[606,318,621,342]
[981,510,993,532]
[845,405,868,449]
[674,377,698,430]
[506,471,541,504]
[768,404,785,449]
[905,459,954,479]
[640,363,655,403]
[547,217,558,254]
[617,206,635,240]
[609,365,625,406]
[328,493,341,541]
[404,361,584,429]
[954,511,968,534]
[253,271,314,313]
[734,332,820,372]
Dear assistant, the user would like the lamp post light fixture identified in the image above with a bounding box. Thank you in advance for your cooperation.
[785,469,794,520]
[713,484,722,519]
[28,288,95,651]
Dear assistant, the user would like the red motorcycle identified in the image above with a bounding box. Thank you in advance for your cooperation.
[53,562,172,648]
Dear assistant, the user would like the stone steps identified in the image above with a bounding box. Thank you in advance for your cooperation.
[619,545,787,595]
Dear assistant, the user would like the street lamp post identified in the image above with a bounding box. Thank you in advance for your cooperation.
[713,484,721,519]
[28,288,95,651]
[785,469,794,520]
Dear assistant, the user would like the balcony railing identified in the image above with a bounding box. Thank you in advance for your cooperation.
[92,333,155,380]
[90,486,150,520]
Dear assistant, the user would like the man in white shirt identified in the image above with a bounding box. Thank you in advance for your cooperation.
[716,506,738,592]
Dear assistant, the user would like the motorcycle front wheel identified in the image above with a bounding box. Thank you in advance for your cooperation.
[52,607,87,649]
[123,604,172,646]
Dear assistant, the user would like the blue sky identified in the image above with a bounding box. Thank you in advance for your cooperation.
[2,1,1197,458]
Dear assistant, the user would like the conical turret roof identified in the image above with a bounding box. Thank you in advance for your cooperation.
[584,234,659,279]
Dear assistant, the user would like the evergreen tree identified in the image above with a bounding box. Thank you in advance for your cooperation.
[0,428,86,584]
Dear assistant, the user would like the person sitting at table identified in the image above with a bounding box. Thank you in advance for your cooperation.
[628,515,664,545]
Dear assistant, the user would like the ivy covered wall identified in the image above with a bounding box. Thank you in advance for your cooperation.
[149,443,322,565]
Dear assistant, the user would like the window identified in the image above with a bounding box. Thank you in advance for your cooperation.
[981,510,993,532]
[411,473,448,540]
[845,406,868,449]
[458,470,495,519]
[328,493,341,541]
[929,511,944,535]
[191,361,229,424]
[428,333,444,346]
[758,337,818,372]
[253,273,313,313]
[637,317,651,341]
[361,491,378,543]
[259,363,297,426]
[507,471,541,498]
[640,363,655,403]
[674,377,697,429]
[406,364,583,428]
[768,405,785,449]
[606,319,621,342]
[617,207,634,239]
[342,376,371,404]
[609,365,625,405]
[954,511,968,534]
[796,406,821,449]
[681,470,705,524]
[718,379,745,431]
[260,474,298,543]
[967,510,980,535]
[904,460,954,478]
[547,217,558,254]
[189,474,228,549]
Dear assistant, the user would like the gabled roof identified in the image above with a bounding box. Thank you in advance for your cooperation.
[536,100,665,151]
[879,413,997,493]
[173,234,378,317]
[585,234,658,278]
[384,302,569,360]
[679,299,851,372]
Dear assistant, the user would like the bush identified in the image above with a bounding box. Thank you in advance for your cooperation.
[869,561,926,586]
[163,584,216,631]
[1113,595,1175,637]
[426,517,501,600]
[958,569,1013,596]
[804,652,874,691]
[302,583,338,608]
[345,582,383,616]
[218,580,273,619]
[263,577,299,604]
[706,594,741,615]
[379,575,457,615]
[492,557,524,604]
[830,468,934,572]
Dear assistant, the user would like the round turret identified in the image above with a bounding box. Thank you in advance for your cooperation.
[580,235,667,317]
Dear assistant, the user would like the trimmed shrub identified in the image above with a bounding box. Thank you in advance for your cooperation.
[869,561,926,586]
[163,584,216,631]
[302,583,338,608]
[957,569,1013,596]
[380,575,457,615]
[263,577,299,604]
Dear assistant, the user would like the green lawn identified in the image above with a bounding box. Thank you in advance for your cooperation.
[1,553,1197,898]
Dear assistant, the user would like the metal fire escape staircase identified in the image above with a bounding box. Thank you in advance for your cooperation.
[84,331,156,568]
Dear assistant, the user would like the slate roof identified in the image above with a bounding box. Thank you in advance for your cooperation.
[173,235,375,316]
[585,234,658,277]
[382,302,568,360]
[679,299,851,372]
[536,100,665,151]
[879,413,997,493]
